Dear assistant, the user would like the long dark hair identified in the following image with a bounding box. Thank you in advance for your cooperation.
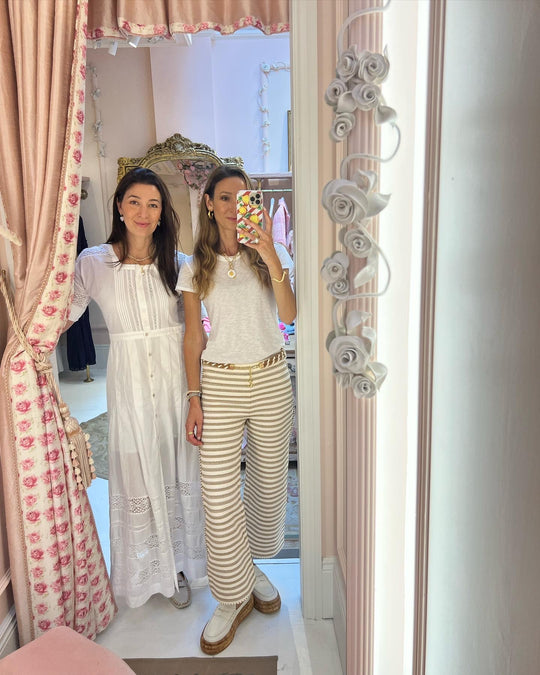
[107,167,180,295]
[192,164,271,298]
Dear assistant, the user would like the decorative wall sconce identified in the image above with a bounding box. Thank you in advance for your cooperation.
[258,61,291,171]
[321,0,400,398]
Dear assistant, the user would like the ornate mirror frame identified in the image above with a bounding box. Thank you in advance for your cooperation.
[117,133,243,253]
[117,133,243,181]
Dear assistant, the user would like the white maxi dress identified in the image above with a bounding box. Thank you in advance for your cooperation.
[69,244,206,608]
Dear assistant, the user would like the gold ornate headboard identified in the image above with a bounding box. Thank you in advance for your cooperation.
[117,133,243,253]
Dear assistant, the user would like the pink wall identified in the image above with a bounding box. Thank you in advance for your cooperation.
[150,34,291,174]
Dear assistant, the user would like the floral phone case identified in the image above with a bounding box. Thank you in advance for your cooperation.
[236,190,263,243]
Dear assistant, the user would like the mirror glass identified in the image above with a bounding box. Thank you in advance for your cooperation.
[57,29,301,644]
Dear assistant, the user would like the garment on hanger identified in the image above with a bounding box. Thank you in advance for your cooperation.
[272,197,291,251]
[66,217,96,370]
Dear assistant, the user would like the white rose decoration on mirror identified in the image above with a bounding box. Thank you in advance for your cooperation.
[321,251,350,299]
[322,179,369,225]
[351,373,378,399]
[321,0,400,399]
[322,171,390,226]
[336,46,360,81]
[351,81,381,111]
[357,48,390,84]
[352,362,388,398]
[328,335,372,375]
[330,113,357,142]
[340,227,374,258]
[328,278,350,299]
[325,78,349,108]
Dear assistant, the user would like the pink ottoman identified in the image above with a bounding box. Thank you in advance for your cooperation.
[0,626,134,674]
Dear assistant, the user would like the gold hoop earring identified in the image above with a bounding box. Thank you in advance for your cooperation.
[207,210,214,220]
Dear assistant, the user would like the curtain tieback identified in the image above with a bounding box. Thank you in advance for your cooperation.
[0,269,95,490]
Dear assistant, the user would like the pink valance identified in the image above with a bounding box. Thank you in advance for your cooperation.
[87,0,290,40]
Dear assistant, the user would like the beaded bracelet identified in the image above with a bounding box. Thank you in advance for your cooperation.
[186,390,202,401]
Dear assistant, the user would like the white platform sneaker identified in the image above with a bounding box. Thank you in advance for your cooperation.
[200,595,254,655]
[252,564,281,614]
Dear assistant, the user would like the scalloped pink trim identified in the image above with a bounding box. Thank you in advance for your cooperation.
[87,16,290,40]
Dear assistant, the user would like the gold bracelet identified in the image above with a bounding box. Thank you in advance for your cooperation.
[271,270,287,283]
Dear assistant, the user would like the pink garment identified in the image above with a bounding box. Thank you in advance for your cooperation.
[272,198,290,249]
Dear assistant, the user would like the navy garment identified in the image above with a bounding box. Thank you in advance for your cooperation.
[66,217,96,371]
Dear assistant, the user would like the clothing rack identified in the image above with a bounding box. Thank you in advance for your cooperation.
[252,174,293,223]
[260,188,293,193]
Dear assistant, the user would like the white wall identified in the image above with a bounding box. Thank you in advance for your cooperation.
[426,2,540,674]
[150,31,291,174]
[375,3,429,674]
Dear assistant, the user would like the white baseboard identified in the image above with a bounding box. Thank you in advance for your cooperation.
[0,606,18,659]
[331,556,346,672]
[322,556,346,671]
[322,557,334,618]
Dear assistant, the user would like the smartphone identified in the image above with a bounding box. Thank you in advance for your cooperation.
[236,190,263,244]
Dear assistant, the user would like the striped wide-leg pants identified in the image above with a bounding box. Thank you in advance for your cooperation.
[200,355,294,605]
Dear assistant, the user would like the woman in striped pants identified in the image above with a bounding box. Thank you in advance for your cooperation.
[178,165,296,655]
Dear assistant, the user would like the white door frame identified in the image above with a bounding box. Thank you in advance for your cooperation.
[290,0,324,620]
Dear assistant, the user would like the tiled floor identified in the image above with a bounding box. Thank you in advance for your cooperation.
[59,368,343,674]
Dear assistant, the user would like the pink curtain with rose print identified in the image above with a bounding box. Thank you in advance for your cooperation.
[0,0,116,646]
[87,0,289,39]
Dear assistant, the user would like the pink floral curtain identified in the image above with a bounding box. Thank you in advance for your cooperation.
[0,0,115,646]
[87,0,289,39]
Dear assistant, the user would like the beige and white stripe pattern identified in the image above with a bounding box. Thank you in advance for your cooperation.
[200,357,293,604]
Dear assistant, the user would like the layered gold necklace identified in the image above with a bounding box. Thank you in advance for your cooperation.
[127,253,152,263]
[222,251,241,279]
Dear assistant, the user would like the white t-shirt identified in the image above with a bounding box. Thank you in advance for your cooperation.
[177,247,292,364]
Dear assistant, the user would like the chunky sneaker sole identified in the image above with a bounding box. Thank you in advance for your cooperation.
[252,589,281,614]
[200,595,254,655]
[252,565,281,614]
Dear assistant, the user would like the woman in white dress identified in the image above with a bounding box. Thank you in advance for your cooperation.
[67,168,206,609]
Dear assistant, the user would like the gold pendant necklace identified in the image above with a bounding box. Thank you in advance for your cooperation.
[127,253,152,262]
[222,251,241,279]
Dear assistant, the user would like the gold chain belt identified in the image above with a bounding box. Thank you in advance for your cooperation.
[202,348,286,388]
